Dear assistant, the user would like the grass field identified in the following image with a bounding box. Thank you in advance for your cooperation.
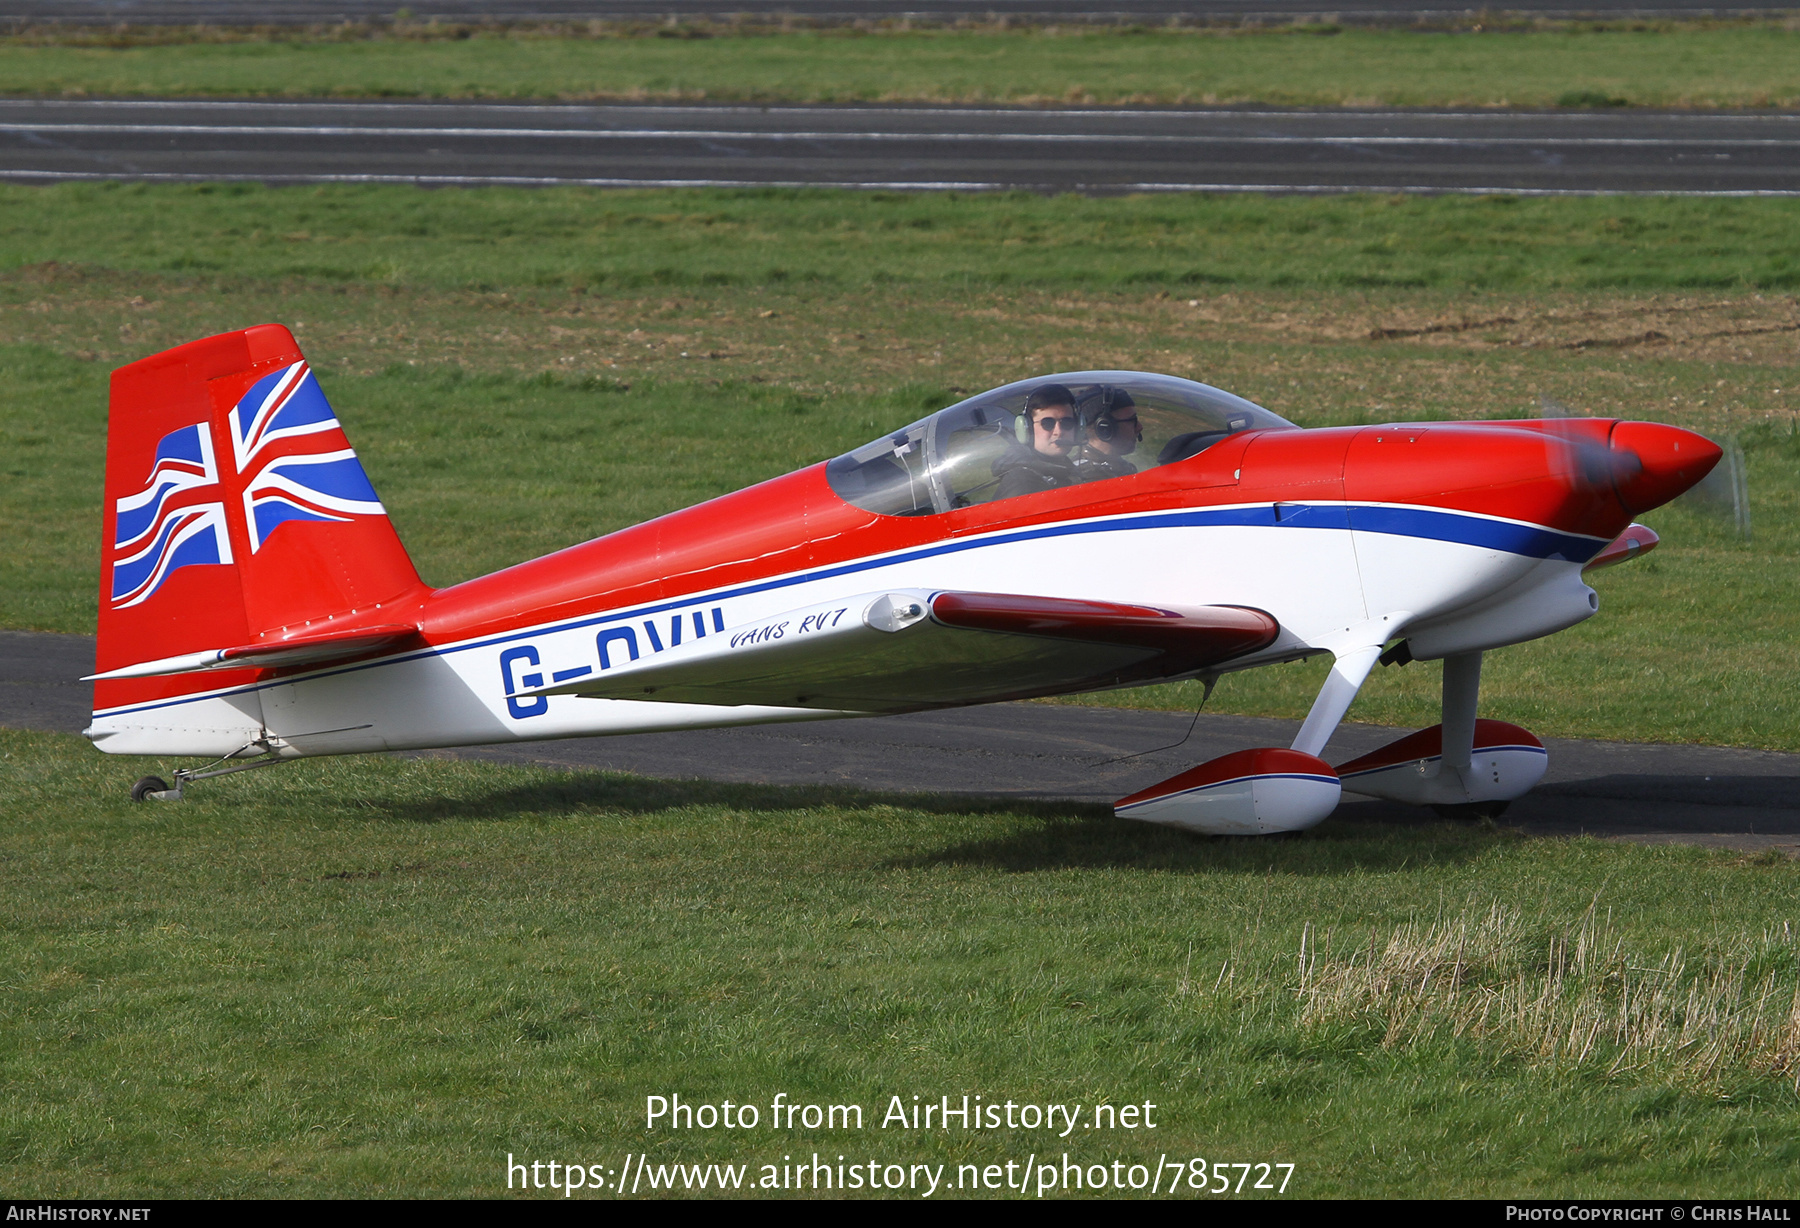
[4,181,1800,1197]
[4,23,1800,108]
[6,728,1800,1198]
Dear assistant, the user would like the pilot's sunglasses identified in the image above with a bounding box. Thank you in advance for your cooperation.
[1036,415,1077,432]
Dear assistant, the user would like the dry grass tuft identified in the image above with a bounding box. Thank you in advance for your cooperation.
[1208,906,1800,1091]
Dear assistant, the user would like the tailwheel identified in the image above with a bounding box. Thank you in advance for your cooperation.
[1430,800,1510,821]
[130,775,170,803]
[125,742,289,803]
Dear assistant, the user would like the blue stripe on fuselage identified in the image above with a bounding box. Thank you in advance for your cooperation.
[93,502,1606,718]
[1345,505,1600,564]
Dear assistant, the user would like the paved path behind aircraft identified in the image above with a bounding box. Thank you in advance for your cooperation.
[4,98,1798,195]
[10,629,1799,852]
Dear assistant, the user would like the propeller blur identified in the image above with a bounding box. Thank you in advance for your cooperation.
[86,326,1721,831]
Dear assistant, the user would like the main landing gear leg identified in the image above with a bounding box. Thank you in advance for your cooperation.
[1425,652,1513,819]
[1437,650,1482,799]
[1291,643,1386,759]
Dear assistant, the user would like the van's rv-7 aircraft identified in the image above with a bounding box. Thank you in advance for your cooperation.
[87,325,1719,834]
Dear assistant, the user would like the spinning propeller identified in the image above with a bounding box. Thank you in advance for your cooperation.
[1538,395,1746,536]
[1679,436,1752,539]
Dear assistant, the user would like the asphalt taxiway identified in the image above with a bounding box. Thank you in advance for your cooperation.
[10,630,1798,852]
[4,97,1798,195]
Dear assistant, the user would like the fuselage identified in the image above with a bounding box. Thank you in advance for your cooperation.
[86,417,1676,759]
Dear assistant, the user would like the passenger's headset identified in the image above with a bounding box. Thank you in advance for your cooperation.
[1085,387,1141,443]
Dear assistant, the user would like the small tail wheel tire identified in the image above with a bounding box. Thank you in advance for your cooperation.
[1431,800,1510,820]
[130,775,169,803]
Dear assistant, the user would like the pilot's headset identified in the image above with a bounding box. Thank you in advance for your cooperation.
[1013,383,1079,444]
[1082,386,1140,442]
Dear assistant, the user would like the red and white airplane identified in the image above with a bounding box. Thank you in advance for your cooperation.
[86,324,1717,834]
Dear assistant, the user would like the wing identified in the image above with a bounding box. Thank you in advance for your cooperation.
[524,590,1279,714]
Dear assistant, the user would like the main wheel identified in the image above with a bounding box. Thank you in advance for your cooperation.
[1430,800,1510,820]
[130,775,169,802]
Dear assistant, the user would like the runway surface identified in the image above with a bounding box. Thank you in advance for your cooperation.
[10,629,1799,852]
[3,0,1794,23]
[4,97,1797,195]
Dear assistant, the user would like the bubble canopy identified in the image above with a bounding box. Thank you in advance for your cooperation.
[825,371,1297,517]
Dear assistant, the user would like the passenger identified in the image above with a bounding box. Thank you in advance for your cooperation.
[993,385,1082,500]
[1077,388,1143,481]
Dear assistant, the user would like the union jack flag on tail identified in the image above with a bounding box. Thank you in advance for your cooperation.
[95,324,426,709]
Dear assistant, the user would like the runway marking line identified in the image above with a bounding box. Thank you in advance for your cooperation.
[6,121,1799,147]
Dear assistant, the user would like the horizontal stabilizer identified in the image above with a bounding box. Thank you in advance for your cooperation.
[85,623,420,680]
[524,590,1278,713]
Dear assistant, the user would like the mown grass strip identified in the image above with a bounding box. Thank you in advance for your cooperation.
[5,184,1800,293]
[4,25,1800,108]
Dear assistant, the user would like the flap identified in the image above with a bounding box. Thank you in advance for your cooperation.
[524,590,1278,714]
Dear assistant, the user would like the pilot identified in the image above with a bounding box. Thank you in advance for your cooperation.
[1076,387,1143,482]
[993,385,1082,500]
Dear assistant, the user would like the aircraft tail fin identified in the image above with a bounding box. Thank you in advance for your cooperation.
[94,324,427,720]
